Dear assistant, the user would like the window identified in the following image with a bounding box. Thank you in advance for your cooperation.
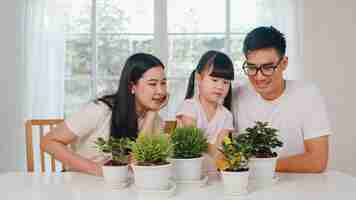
[65,0,258,117]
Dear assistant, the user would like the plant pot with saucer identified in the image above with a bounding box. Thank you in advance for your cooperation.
[94,137,131,188]
[129,133,174,191]
[244,121,283,186]
[216,133,252,196]
[170,127,208,184]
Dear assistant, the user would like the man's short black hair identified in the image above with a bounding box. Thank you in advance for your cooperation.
[243,26,286,58]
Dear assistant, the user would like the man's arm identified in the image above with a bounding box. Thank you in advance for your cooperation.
[275,135,329,173]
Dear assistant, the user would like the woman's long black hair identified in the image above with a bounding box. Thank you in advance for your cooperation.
[185,50,235,110]
[97,53,165,139]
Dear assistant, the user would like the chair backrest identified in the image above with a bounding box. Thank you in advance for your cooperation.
[25,119,64,172]
[164,120,177,134]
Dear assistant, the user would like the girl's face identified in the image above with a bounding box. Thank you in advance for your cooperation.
[132,66,167,112]
[197,67,231,104]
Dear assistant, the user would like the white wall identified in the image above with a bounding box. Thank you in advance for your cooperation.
[0,0,26,172]
[302,0,356,176]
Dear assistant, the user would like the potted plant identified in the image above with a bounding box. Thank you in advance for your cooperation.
[170,127,208,181]
[244,121,283,183]
[129,133,173,190]
[94,137,130,187]
[217,134,252,195]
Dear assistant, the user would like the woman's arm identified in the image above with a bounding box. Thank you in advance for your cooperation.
[40,122,103,176]
[139,111,160,134]
[140,94,170,134]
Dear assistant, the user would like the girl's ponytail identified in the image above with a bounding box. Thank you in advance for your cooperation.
[223,84,232,110]
[185,69,196,99]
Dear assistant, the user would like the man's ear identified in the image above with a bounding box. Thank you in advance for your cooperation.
[281,56,288,71]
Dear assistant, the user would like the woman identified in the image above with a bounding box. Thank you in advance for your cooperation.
[41,53,169,176]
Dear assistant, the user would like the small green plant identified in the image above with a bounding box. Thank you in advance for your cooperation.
[244,121,283,158]
[94,137,130,166]
[217,134,253,172]
[130,133,173,166]
[171,127,208,159]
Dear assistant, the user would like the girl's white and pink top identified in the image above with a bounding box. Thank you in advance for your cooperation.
[176,97,234,174]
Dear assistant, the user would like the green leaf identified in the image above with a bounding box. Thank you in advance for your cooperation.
[171,127,208,159]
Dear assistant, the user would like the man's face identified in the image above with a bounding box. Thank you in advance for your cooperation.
[245,48,288,100]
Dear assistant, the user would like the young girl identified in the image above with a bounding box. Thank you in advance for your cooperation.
[176,50,235,175]
[41,53,169,176]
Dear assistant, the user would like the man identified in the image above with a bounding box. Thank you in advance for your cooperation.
[232,26,331,173]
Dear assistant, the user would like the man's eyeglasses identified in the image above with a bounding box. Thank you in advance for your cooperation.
[242,58,283,76]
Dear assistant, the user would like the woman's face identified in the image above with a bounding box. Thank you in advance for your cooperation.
[132,66,167,112]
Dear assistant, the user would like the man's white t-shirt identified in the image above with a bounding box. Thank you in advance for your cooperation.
[232,80,332,158]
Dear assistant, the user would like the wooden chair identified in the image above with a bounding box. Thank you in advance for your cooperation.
[25,119,64,172]
[164,120,177,134]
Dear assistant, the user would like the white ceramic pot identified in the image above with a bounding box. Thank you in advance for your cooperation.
[249,157,278,183]
[132,163,172,190]
[102,164,129,185]
[171,157,204,181]
[221,170,249,195]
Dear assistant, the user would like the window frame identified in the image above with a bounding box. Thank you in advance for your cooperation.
[64,0,247,114]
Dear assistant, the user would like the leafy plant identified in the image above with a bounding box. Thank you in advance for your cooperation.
[244,121,283,158]
[171,127,208,159]
[130,133,173,166]
[94,137,130,166]
[217,134,253,172]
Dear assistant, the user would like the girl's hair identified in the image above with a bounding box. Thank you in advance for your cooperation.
[185,50,235,110]
[97,53,165,139]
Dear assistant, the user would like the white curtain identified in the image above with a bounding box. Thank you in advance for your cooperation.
[256,0,303,80]
[19,0,71,172]
[24,0,70,119]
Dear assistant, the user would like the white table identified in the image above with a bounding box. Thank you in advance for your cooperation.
[1,171,356,200]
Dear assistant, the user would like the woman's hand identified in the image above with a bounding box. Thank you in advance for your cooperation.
[159,93,170,109]
[92,156,111,176]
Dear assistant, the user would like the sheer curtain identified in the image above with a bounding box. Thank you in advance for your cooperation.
[24,0,70,119]
[256,0,303,80]
[22,0,70,172]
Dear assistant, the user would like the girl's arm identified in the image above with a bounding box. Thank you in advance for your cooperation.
[177,114,224,159]
[176,115,196,127]
[40,122,103,176]
[208,129,231,159]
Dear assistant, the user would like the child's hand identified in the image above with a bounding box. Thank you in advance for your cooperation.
[215,129,233,147]
[215,153,228,171]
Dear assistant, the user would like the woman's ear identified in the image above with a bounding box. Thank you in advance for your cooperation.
[195,72,203,82]
[129,82,136,94]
